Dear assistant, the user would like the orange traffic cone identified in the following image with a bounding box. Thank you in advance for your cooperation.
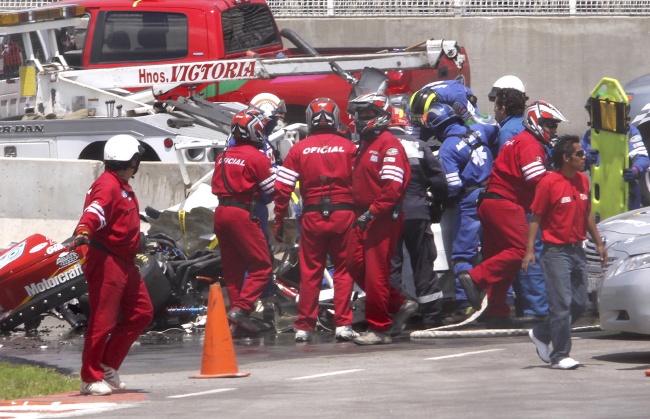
[190,284,250,378]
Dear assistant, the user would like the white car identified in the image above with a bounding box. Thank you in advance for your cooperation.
[587,207,650,334]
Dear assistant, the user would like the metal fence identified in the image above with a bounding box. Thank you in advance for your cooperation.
[1,1,50,9]
[2,0,649,16]
[268,1,650,17]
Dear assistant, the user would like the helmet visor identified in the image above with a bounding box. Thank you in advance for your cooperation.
[488,86,499,102]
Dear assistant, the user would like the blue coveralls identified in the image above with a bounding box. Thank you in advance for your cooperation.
[495,115,525,154]
[581,125,650,211]
[437,121,498,307]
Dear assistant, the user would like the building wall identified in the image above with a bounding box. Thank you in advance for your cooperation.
[278,16,650,132]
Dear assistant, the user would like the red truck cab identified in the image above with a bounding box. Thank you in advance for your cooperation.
[34,0,471,124]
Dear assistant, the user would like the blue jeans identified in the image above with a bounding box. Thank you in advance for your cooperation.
[515,213,549,316]
[532,244,588,363]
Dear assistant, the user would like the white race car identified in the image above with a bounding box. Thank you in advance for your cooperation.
[586,207,650,334]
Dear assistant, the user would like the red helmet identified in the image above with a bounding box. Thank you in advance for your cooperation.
[230,108,269,148]
[389,106,411,127]
[306,97,340,133]
[347,92,391,138]
[523,100,568,145]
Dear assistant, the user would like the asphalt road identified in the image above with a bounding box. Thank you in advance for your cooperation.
[1,315,650,419]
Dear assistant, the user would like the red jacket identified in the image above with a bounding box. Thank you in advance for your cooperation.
[352,130,411,216]
[211,143,276,203]
[486,129,547,212]
[75,170,141,260]
[274,132,356,219]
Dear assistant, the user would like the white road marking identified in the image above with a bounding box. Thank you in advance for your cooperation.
[0,402,131,418]
[167,388,236,399]
[289,369,364,380]
[425,348,504,360]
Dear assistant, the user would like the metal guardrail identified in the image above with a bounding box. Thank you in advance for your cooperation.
[1,0,649,16]
[267,0,650,17]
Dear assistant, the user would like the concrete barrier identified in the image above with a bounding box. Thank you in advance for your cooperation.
[0,158,213,248]
[278,16,650,133]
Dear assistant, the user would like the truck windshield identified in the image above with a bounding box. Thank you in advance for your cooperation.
[222,5,280,55]
[91,11,188,64]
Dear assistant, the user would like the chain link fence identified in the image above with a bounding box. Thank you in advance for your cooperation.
[1,0,649,16]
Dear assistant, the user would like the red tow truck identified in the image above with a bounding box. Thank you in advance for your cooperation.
[23,0,470,123]
[0,0,469,161]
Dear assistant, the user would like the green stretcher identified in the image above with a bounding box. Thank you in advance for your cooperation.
[587,77,630,221]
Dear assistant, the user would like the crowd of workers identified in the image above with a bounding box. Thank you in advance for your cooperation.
[70,74,642,394]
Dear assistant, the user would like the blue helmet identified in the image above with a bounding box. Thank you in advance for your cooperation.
[424,102,456,130]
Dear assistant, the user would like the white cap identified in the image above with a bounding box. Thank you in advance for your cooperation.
[488,75,526,101]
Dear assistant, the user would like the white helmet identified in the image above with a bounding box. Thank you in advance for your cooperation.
[249,92,286,117]
[104,134,144,161]
[488,75,525,102]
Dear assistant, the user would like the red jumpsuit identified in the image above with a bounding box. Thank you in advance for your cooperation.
[211,143,276,313]
[274,132,357,331]
[468,130,547,317]
[347,130,411,332]
[76,170,153,384]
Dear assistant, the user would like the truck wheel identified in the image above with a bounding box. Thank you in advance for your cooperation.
[79,142,105,161]
[79,141,160,161]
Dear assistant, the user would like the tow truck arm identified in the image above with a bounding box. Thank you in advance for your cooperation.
[1,5,466,119]
[36,39,464,117]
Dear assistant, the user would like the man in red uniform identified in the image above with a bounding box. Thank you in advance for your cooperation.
[346,92,413,345]
[523,135,606,369]
[458,101,568,328]
[274,98,359,342]
[70,134,153,396]
[212,108,276,334]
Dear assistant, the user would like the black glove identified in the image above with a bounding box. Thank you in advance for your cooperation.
[354,210,375,231]
[623,167,640,183]
[68,232,89,251]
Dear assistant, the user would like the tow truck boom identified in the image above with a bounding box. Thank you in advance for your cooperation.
[39,39,464,117]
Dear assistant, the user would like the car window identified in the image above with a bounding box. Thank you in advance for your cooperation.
[222,5,280,54]
[92,11,188,64]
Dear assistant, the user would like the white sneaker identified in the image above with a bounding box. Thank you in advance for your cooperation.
[528,329,551,364]
[295,329,312,342]
[551,357,581,370]
[335,325,359,342]
[80,381,112,396]
[353,330,392,345]
[101,363,126,389]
